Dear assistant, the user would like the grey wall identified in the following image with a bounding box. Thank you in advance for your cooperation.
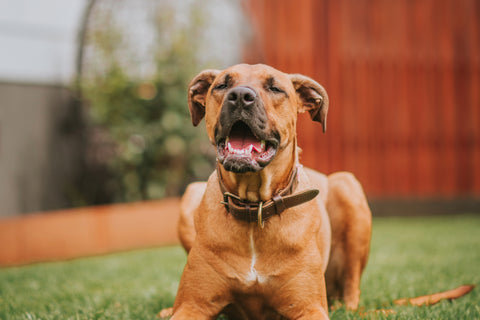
[0,83,83,217]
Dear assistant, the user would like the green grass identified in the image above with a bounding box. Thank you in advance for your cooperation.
[1,215,479,319]
[0,247,186,320]
[332,215,480,319]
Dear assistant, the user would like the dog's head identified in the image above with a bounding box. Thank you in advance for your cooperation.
[188,64,328,174]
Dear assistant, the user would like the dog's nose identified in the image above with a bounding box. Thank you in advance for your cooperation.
[227,87,256,107]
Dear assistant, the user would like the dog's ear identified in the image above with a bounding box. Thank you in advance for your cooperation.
[289,74,329,133]
[188,69,220,126]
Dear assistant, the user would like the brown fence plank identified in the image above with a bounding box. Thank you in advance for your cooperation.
[244,0,479,198]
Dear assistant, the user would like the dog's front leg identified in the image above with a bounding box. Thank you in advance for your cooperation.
[295,308,329,320]
[171,251,231,319]
[170,306,219,320]
[272,271,330,320]
[172,280,229,320]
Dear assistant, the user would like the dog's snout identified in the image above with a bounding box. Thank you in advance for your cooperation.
[218,84,268,148]
[227,87,256,107]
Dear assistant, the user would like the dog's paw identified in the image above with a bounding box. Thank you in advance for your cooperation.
[157,307,173,319]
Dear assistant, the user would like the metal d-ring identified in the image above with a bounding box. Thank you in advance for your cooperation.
[257,201,264,229]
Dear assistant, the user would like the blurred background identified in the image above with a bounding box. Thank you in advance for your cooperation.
[1,0,479,218]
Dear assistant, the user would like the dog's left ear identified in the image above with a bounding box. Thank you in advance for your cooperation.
[289,74,329,133]
[188,69,220,126]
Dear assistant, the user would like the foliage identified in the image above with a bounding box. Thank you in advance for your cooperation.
[79,2,217,203]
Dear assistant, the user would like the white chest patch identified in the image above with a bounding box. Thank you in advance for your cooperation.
[246,227,267,284]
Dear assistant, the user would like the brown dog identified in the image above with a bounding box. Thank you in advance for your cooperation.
[170,64,372,319]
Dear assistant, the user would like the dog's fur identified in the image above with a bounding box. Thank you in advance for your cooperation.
[170,64,372,319]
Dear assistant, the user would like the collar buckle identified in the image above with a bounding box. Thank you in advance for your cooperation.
[221,192,241,211]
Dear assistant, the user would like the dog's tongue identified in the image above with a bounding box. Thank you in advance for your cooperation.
[228,122,263,152]
[229,136,263,152]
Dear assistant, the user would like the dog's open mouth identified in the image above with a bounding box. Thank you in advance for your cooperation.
[216,121,278,173]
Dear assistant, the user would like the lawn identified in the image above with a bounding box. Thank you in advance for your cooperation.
[0,215,479,319]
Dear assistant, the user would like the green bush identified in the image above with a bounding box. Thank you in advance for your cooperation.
[79,2,217,203]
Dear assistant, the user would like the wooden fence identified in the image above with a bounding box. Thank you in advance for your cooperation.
[0,199,180,266]
[244,0,480,198]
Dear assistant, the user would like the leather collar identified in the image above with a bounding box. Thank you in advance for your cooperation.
[217,165,319,228]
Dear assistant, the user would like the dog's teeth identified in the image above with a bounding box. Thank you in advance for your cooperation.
[261,140,266,150]
[226,140,255,156]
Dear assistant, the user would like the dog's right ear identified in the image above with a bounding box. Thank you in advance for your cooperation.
[188,69,220,126]
[289,74,329,133]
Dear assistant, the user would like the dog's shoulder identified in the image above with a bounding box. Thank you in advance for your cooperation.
[180,181,207,213]
[300,166,329,203]
[302,166,328,188]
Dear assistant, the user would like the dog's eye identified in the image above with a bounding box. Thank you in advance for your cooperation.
[269,86,285,94]
[214,83,228,90]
